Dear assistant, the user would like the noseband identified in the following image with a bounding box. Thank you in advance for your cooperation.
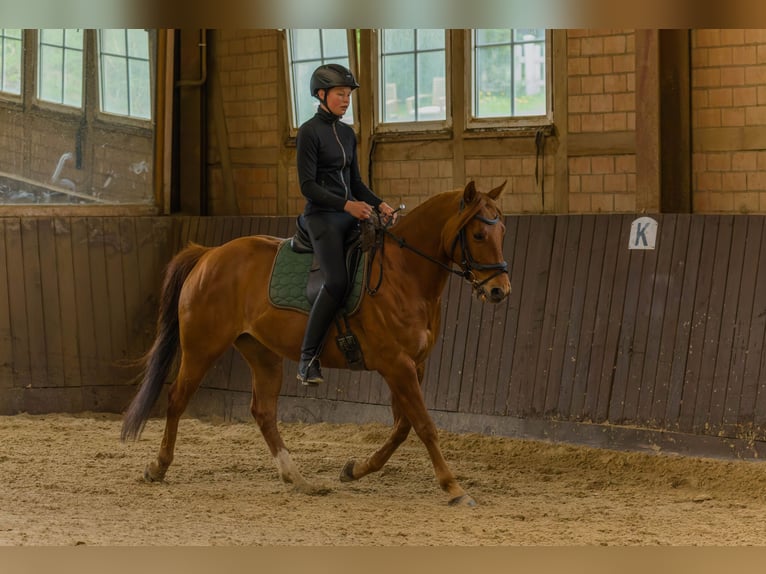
[367,199,508,296]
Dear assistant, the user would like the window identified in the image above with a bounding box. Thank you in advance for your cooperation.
[379,29,446,124]
[0,29,22,95]
[472,29,547,119]
[286,29,354,128]
[98,29,152,119]
[38,28,84,108]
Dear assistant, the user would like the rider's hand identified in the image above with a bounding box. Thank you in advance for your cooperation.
[378,202,398,224]
[344,200,374,220]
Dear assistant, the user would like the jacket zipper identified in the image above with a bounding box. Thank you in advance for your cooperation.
[331,121,349,200]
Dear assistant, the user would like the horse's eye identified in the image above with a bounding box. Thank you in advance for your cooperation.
[473,232,485,241]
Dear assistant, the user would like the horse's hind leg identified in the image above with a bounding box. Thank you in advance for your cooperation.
[340,396,411,482]
[143,351,216,481]
[234,335,320,494]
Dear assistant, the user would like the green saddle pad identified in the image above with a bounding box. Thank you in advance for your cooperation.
[268,239,366,315]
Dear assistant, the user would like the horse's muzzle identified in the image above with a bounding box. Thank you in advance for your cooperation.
[489,285,509,304]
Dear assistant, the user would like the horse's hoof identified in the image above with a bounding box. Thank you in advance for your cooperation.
[143,464,164,483]
[448,494,477,508]
[339,460,356,482]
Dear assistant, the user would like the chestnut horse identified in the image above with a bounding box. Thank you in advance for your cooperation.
[121,180,510,507]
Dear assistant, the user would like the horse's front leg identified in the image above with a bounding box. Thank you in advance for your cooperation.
[340,393,412,482]
[377,357,476,507]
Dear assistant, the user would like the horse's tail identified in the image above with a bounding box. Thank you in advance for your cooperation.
[121,243,210,442]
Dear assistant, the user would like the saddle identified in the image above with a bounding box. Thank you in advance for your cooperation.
[289,215,375,306]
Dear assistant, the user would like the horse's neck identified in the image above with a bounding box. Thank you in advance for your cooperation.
[386,193,457,298]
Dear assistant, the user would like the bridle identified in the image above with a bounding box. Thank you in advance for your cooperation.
[365,199,509,297]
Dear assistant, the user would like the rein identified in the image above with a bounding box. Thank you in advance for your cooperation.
[365,200,508,296]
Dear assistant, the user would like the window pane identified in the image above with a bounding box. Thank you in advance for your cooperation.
[40,29,63,45]
[291,29,321,61]
[127,28,149,59]
[101,28,126,55]
[39,45,63,102]
[381,53,414,123]
[63,48,83,107]
[416,29,444,51]
[321,29,348,59]
[102,54,128,115]
[1,29,22,94]
[382,29,413,53]
[63,29,83,49]
[515,28,545,42]
[514,41,546,116]
[476,44,511,117]
[476,29,511,45]
[416,51,445,121]
[129,59,151,119]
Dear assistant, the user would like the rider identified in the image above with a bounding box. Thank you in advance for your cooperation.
[295,63,396,386]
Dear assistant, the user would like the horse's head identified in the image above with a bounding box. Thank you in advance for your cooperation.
[441,180,511,304]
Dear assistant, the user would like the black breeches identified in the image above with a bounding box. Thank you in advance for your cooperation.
[301,210,358,302]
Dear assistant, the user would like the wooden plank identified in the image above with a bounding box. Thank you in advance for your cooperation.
[433,273,463,411]
[710,215,748,430]
[570,215,610,418]
[424,289,449,409]
[586,215,624,421]
[456,281,485,413]
[70,218,99,384]
[488,217,520,415]
[87,218,113,382]
[543,216,581,415]
[693,215,732,433]
[103,217,129,365]
[742,218,766,428]
[557,215,595,417]
[118,218,143,362]
[53,218,83,387]
[20,219,48,388]
[595,215,634,421]
[621,233,659,424]
[491,216,532,414]
[509,216,554,416]
[636,215,676,425]
[608,238,647,423]
[678,217,719,432]
[651,214,691,426]
[726,216,762,431]
[37,219,65,386]
[0,220,15,388]
[532,216,568,415]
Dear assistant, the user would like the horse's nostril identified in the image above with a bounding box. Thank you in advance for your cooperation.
[490,287,506,302]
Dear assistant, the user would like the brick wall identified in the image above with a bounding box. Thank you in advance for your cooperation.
[210,29,280,215]
[567,29,637,213]
[692,29,766,213]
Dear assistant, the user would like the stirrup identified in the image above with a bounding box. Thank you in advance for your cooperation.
[297,357,324,386]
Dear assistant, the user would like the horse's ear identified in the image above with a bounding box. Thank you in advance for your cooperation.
[463,180,478,204]
[488,180,507,200]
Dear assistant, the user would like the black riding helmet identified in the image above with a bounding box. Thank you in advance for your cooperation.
[310,63,359,108]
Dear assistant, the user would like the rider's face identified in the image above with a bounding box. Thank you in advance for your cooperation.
[320,86,352,117]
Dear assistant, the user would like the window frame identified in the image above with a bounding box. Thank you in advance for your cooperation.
[283,28,360,138]
[464,28,553,132]
[372,28,452,136]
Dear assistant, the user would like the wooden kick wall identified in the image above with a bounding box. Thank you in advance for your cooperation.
[2,214,766,456]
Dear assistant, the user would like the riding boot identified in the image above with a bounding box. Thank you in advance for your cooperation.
[297,286,340,386]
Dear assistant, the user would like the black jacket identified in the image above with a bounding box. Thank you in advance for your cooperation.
[296,107,382,215]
